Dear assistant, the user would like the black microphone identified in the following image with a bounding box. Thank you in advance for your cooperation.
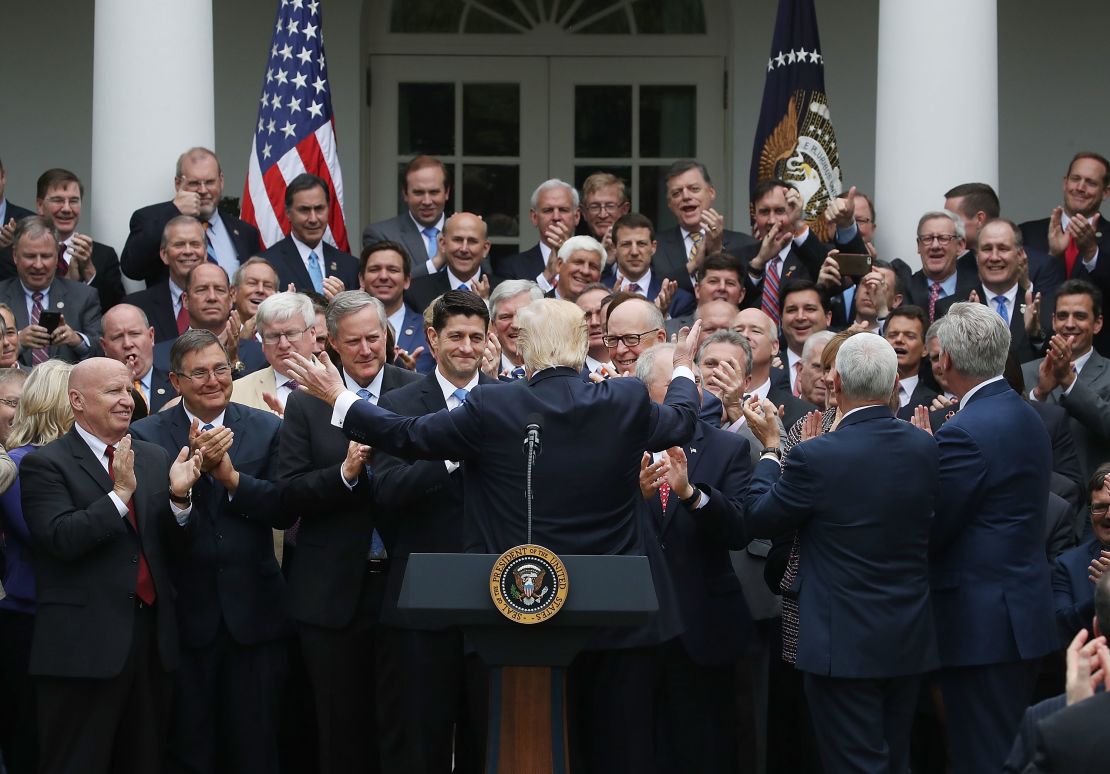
[525,413,544,437]
[523,413,544,457]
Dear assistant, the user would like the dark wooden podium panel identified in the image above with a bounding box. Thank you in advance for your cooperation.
[487,666,570,774]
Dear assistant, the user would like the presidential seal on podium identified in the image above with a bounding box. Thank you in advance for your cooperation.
[490,544,569,624]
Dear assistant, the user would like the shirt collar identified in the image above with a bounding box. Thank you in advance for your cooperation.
[169,279,185,307]
[291,234,323,259]
[983,283,1019,308]
[937,272,958,297]
[539,242,552,262]
[1074,347,1095,374]
[748,377,772,401]
[73,421,114,463]
[899,374,920,405]
[435,367,479,405]
[182,403,226,429]
[585,354,615,375]
[446,265,480,290]
[386,305,406,340]
[344,366,384,400]
[408,211,445,234]
[959,374,1005,410]
[1062,211,1101,231]
[20,281,50,300]
[621,267,652,295]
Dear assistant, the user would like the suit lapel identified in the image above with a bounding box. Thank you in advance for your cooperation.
[66,428,113,493]
[281,239,313,289]
[1079,351,1107,388]
[399,216,430,263]
[419,375,447,413]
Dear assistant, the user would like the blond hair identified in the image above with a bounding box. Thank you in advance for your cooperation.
[516,299,588,371]
[7,360,74,447]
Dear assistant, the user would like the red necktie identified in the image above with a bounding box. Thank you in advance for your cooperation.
[762,257,782,326]
[659,480,671,512]
[1065,236,1080,278]
[928,281,941,323]
[176,304,190,335]
[105,445,156,605]
[57,242,69,275]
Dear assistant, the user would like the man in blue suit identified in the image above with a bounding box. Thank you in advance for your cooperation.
[359,239,434,372]
[1052,462,1110,645]
[286,301,702,774]
[739,333,940,774]
[635,342,753,773]
[131,330,291,774]
[930,301,1057,774]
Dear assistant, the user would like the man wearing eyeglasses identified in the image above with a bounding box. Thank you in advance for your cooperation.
[121,147,261,284]
[132,329,289,774]
[904,210,980,321]
[0,168,125,313]
[578,172,630,269]
[604,296,667,376]
[231,292,316,415]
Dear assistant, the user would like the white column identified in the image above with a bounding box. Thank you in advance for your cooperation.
[873,0,997,269]
[91,0,214,288]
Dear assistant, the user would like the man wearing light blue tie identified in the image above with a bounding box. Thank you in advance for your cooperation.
[258,173,359,295]
[361,155,451,278]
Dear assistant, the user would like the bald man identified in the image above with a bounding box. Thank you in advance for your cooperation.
[20,358,202,774]
[404,213,505,314]
[99,304,175,415]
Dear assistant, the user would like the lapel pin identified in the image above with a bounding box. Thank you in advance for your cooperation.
[56,302,64,309]
[404,328,413,336]
[689,447,697,454]
[329,261,337,271]
[157,388,166,395]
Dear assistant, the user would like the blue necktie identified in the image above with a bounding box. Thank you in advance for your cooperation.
[993,295,1009,324]
[422,226,439,259]
[457,283,470,292]
[354,388,386,558]
[452,387,469,406]
[307,250,324,293]
[202,221,218,265]
[202,423,214,431]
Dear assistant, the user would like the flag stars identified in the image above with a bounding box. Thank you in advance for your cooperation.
[767,58,774,72]
[308,0,319,14]
[289,97,302,114]
[307,100,323,119]
[275,69,289,85]
[809,50,821,64]
[257,118,264,133]
[260,92,270,108]
[267,118,276,135]
[279,43,293,61]
[262,142,273,160]
[795,48,807,62]
[312,75,327,94]
[281,121,297,139]
[768,49,824,71]
[292,71,308,89]
[317,53,325,70]
[271,44,278,58]
[287,18,300,35]
[297,47,313,65]
[272,94,283,110]
[292,0,303,8]
[785,50,796,64]
[303,21,317,39]
[266,68,274,84]
[774,51,786,67]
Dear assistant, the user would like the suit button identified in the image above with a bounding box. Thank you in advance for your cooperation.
[217,534,223,540]
[131,555,139,564]
[127,592,135,599]
[660,543,667,551]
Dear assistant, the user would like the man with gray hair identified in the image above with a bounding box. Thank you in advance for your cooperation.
[231,291,317,415]
[231,257,280,341]
[489,279,544,379]
[635,342,754,773]
[497,179,580,287]
[930,301,1056,774]
[740,333,939,774]
[551,234,604,301]
[905,209,980,321]
[797,329,835,408]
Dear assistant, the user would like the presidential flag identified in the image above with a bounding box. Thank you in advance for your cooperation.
[241,0,350,252]
[750,0,843,242]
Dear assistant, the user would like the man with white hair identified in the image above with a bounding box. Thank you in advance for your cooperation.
[489,279,544,380]
[797,329,835,408]
[285,299,703,774]
[550,235,604,301]
[740,333,940,774]
[231,292,318,415]
[497,179,580,286]
[929,301,1056,774]
[904,210,980,321]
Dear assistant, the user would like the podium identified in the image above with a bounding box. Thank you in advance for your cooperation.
[398,552,659,774]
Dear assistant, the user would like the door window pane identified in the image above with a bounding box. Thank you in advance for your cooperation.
[632,0,706,34]
[639,165,677,231]
[398,83,455,155]
[464,84,520,156]
[640,86,696,158]
[463,164,519,237]
[575,86,631,158]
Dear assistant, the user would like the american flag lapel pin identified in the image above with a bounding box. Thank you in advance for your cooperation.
[330,261,337,271]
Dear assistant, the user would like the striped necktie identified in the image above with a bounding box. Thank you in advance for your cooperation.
[762,257,782,326]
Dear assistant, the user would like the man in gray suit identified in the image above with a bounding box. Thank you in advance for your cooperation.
[1,215,101,366]
[361,156,450,278]
[1024,278,1110,480]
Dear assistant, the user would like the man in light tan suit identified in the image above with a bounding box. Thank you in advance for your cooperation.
[231,291,317,562]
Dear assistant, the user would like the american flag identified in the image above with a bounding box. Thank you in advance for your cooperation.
[241,0,350,252]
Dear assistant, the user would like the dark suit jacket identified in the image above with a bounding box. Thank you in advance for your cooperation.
[278,364,421,628]
[0,240,124,313]
[120,201,261,284]
[603,270,696,320]
[1022,690,1110,772]
[130,403,290,648]
[147,366,176,414]
[650,421,754,666]
[257,236,359,293]
[153,334,267,379]
[339,366,698,649]
[656,226,759,293]
[20,429,186,677]
[362,212,435,277]
[895,378,939,421]
[0,276,102,365]
[904,262,980,319]
[935,283,1042,363]
[932,379,1057,666]
[373,371,498,627]
[404,269,504,317]
[3,202,34,223]
[1002,693,1068,774]
[494,243,543,282]
[741,406,940,677]
[1022,349,1110,481]
[392,305,434,373]
[1051,536,1103,647]
[126,281,179,343]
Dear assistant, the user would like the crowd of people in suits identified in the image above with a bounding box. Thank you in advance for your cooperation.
[0,144,1108,774]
